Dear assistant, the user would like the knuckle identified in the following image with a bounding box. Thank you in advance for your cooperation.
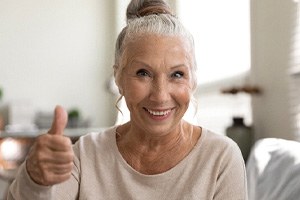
[36,134,49,143]
[35,139,49,150]
[66,152,74,162]
[67,162,73,171]
[62,137,72,147]
[64,171,72,180]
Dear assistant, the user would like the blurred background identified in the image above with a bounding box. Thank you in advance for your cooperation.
[0,0,299,198]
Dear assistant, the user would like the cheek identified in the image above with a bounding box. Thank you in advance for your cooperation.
[179,90,192,106]
[172,84,192,103]
[122,79,149,102]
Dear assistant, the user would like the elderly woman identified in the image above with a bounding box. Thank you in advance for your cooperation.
[7,0,247,199]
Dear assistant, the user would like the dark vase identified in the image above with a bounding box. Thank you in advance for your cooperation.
[226,117,253,162]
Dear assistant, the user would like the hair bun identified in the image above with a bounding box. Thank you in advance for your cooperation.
[126,0,174,21]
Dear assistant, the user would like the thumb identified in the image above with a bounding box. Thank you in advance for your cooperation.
[48,105,68,135]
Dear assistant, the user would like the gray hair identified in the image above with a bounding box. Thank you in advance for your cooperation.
[114,1,198,91]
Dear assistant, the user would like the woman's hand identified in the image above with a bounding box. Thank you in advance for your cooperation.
[26,106,74,186]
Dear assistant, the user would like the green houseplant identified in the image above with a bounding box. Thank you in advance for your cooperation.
[0,87,3,101]
[68,108,80,128]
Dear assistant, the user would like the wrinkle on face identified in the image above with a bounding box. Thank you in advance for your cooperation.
[118,34,194,138]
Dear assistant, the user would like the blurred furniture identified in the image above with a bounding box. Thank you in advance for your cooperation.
[0,136,34,181]
[0,128,102,199]
[246,138,300,200]
[0,134,35,199]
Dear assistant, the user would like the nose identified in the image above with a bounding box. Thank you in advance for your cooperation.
[149,76,170,103]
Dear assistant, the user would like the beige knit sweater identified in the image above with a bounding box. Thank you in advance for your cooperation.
[8,126,247,200]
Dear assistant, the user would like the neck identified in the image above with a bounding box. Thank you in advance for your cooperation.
[116,121,199,174]
[117,121,190,151]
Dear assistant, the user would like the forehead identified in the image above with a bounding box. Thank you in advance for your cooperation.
[122,34,192,66]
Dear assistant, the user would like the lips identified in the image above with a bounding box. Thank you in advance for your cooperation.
[145,108,172,116]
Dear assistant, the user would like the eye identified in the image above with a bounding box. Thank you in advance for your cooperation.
[171,71,184,78]
[136,69,151,77]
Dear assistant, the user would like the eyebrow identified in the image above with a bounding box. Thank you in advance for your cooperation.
[170,64,188,70]
[129,60,150,68]
[130,60,188,69]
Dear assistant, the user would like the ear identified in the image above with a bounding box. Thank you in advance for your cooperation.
[113,65,118,77]
[113,65,120,86]
[113,65,123,95]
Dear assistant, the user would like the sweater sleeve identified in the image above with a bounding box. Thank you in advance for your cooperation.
[213,140,248,200]
[7,162,53,200]
[7,146,81,200]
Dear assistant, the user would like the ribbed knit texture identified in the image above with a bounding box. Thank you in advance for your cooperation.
[8,126,247,200]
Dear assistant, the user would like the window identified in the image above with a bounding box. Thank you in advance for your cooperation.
[177,0,250,84]
[177,0,252,134]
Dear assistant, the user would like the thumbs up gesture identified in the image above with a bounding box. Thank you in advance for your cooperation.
[26,106,74,186]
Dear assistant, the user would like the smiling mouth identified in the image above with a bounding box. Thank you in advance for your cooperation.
[144,108,172,116]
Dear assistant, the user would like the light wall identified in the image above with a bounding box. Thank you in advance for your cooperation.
[1,0,298,137]
[0,0,118,127]
[251,0,297,140]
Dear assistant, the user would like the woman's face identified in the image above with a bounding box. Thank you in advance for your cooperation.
[119,34,194,135]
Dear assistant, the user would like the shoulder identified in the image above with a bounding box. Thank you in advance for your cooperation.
[200,129,247,199]
[72,126,117,154]
[80,126,116,142]
[201,128,238,149]
[199,128,243,162]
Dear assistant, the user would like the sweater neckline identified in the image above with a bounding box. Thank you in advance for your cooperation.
[109,125,207,182]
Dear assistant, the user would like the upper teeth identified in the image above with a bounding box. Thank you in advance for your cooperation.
[147,109,171,116]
